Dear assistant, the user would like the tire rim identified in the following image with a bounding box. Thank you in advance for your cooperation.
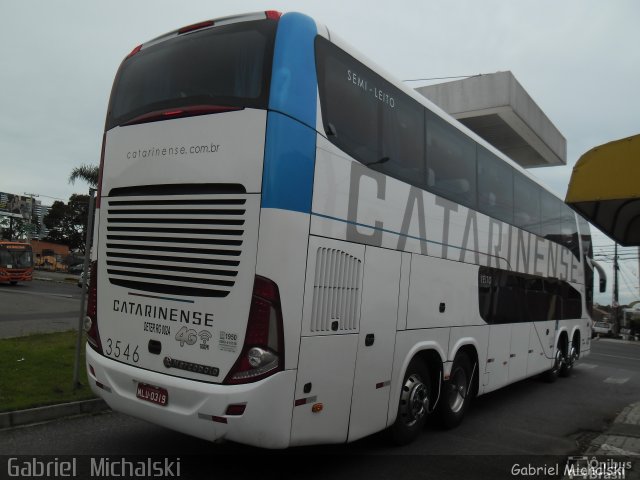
[399,374,429,427]
[448,366,468,413]
[553,348,563,373]
[568,345,578,367]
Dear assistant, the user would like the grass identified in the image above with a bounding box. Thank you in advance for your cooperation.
[0,330,96,413]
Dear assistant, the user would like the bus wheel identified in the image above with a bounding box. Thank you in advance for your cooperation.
[389,359,431,445]
[544,348,563,383]
[560,344,578,377]
[439,351,472,429]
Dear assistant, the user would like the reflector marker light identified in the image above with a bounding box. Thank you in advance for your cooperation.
[375,380,391,389]
[95,381,111,393]
[294,395,317,407]
[197,413,228,424]
[225,404,247,416]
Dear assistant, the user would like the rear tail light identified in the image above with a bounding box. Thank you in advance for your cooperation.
[224,276,284,384]
[84,261,102,353]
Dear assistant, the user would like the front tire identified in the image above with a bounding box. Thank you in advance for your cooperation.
[389,359,431,445]
[438,351,472,429]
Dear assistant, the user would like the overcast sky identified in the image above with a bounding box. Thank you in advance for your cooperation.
[1,0,638,305]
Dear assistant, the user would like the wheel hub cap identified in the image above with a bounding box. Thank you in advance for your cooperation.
[400,374,428,427]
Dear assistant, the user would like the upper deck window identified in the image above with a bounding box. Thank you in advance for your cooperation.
[106,20,277,129]
[315,37,426,189]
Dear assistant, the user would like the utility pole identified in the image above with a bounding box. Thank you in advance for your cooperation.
[73,188,96,389]
[613,242,620,334]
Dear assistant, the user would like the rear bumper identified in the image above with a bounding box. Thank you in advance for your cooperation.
[86,345,296,448]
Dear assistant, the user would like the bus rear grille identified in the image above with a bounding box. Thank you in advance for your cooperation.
[310,248,362,332]
[104,184,247,297]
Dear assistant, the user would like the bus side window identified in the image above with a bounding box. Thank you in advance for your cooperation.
[426,112,477,210]
[478,146,514,224]
[514,175,541,236]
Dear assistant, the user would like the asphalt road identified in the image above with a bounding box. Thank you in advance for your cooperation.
[0,276,83,338]
[0,339,638,479]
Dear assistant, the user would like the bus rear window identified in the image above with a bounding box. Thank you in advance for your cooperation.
[106,20,277,129]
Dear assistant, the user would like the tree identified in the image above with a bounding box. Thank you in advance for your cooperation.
[0,214,39,241]
[43,194,91,253]
[68,164,99,188]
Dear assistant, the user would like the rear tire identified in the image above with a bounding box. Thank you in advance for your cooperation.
[560,343,577,377]
[438,351,472,429]
[389,359,431,445]
[543,347,563,383]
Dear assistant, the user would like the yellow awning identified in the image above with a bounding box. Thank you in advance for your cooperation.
[566,134,640,246]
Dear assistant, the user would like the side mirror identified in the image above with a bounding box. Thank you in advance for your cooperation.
[599,277,606,293]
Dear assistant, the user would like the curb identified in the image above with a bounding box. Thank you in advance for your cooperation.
[0,399,109,429]
[584,402,640,457]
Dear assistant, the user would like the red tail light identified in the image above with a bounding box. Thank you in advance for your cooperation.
[122,105,242,127]
[85,261,102,353]
[125,44,142,60]
[178,20,214,35]
[265,10,282,19]
[224,276,284,384]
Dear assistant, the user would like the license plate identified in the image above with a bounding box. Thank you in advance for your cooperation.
[136,383,168,406]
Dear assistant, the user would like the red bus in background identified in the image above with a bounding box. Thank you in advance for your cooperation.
[0,241,34,285]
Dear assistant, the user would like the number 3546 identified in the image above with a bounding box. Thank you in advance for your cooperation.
[105,338,140,363]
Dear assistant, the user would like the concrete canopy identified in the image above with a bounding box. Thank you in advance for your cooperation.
[416,71,566,168]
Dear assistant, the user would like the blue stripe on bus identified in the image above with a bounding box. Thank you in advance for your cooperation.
[262,13,318,213]
[262,112,315,213]
[269,12,318,128]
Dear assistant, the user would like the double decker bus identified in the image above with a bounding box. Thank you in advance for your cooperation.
[86,11,598,448]
[0,241,34,285]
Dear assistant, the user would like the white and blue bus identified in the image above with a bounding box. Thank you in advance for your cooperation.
[86,11,599,448]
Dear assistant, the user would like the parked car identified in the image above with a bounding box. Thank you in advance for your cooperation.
[68,263,84,274]
[592,321,613,337]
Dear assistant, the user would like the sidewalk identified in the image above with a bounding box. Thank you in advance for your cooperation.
[0,399,108,429]
[33,269,79,284]
[585,402,640,457]
[573,402,640,480]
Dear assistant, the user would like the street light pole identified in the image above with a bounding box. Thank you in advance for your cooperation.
[613,242,620,334]
[72,188,96,390]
